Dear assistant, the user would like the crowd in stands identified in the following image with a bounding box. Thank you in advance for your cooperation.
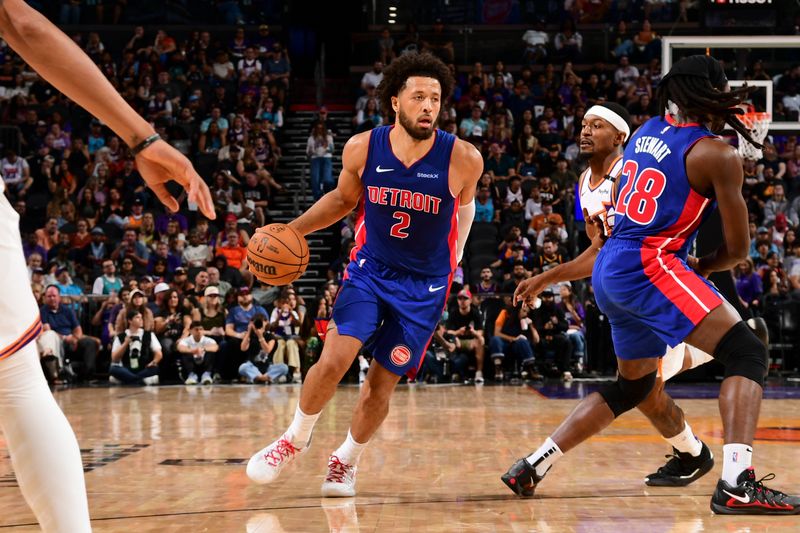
[1,5,799,387]
[0,18,340,387]
[345,19,800,383]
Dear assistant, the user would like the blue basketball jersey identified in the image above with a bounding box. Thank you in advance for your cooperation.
[351,126,459,277]
[612,116,717,258]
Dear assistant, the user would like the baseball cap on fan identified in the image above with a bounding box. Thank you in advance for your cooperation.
[154,282,170,294]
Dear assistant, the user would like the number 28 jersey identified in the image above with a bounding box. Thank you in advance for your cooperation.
[612,116,716,259]
[351,126,459,277]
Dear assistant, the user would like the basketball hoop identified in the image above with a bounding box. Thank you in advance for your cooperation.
[735,112,771,161]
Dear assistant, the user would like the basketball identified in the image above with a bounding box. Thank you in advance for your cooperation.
[246,223,309,285]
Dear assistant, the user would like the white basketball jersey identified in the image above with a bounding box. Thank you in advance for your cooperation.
[0,185,42,359]
[578,155,623,235]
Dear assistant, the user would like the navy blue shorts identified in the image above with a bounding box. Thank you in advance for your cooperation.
[593,238,723,360]
[331,258,451,378]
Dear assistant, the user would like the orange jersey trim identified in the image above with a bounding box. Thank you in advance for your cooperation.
[0,317,43,360]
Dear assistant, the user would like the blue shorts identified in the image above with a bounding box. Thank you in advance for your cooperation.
[331,258,451,378]
[593,238,723,360]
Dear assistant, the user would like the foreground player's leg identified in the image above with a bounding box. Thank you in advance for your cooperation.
[683,302,800,514]
[322,361,402,497]
[0,344,90,533]
[247,328,362,484]
[502,357,659,497]
[637,366,714,487]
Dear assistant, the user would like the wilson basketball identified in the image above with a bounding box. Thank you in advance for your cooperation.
[247,223,309,285]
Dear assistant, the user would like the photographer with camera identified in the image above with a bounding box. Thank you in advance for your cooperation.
[177,322,219,385]
[109,309,162,385]
[420,320,469,384]
[223,287,268,380]
[530,289,573,381]
[239,314,289,384]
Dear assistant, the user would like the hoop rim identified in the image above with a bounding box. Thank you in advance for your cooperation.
[738,112,771,127]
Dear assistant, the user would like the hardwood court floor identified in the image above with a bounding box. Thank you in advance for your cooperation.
[2,383,800,532]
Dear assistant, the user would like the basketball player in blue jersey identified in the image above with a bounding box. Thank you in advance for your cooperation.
[0,2,215,531]
[247,52,483,497]
[503,55,800,514]
[515,101,719,487]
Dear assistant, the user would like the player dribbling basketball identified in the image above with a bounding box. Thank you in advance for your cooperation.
[246,51,483,497]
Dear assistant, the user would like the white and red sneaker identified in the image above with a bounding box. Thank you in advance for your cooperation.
[246,434,309,484]
[320,454,357,497]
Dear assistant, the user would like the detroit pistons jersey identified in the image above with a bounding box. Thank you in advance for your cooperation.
[611,116,716,259]
[578,154,623,235]
[351,125,459,277]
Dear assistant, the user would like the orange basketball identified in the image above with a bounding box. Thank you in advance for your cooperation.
[247,223,309,285]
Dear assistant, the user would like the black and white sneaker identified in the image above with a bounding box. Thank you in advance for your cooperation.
[645,442,714,487]
[711,467,800,515]
[501,458,546,498]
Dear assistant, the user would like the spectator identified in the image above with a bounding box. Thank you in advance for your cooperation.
[422,19,454,62]
[355,98,382,132]
[223,287,268,380]
[216,231,247,270]
[558,283,586,372]
[109,309,162,385]
[420,322,469,384]
[265,43,291,102]
[361,60,384,90]
[306,122,334,200]
[765,184,797,226]
[614,56,639,100]
[177,321,218,385]
[378,28,396,64]
[55,267,85,317]
[183,229,213,269]
[152,288,190,365]
[459,105,488,139]
[524,185,543,221]
[530,290,573,379]
[735,257,763,312]
[489,302,538,381]
[531,239,566,274]
[35,217,60,252]
[475,267,500,296]
[38,284,99,381]
[522,20,549,64]
[238,313,289,384]
[270,295,302,384]
[475,186,496,223]
[1,148,32,198]
[114,288,155,334]
[445,289,486,383]
[553,19,582,61]
[111,228,149,271]
[199,285,227,343]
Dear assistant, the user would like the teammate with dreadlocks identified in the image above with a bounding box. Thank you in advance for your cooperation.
[502,55,800,514]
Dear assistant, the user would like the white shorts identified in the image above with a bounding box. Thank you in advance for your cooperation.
[0,191,41,359]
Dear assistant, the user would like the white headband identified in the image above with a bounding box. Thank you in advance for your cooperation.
[585,105,631,142]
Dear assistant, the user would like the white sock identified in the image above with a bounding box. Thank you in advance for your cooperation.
[665,421,702,457]
[525,437,563,477]
[0,344,91,532]
[333,430,368,465]
[286,405,321,446]
[722,443,752,486]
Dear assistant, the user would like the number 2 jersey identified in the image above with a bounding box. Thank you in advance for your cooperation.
[611,116,717,258]
[350,125,459,277]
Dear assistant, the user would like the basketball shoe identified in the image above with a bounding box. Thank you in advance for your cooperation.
[246,433,310,484]
[711,467,800,514]
[501,458,546,498]
[320,454,357,497]
[645,441,714,486]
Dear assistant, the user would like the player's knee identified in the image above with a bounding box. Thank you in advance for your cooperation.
[713,321,768,387]
[598,370,658,418]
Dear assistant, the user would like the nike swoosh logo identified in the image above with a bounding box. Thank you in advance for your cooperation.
[376,166,394,173]
[428,285,446,292]
[723,489,751,504]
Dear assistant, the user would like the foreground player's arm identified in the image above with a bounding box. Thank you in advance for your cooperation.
[451,140,484,262]
[514,210,607,304]
[287,132,368,237]
[687,141,749,276]
[0,0,215,218]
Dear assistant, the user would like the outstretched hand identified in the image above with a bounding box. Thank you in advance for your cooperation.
[135,140,216,219]
[513,274,547,307]
[583,208,607,251]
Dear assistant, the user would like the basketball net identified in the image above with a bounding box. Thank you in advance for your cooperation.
[735,112,771,161]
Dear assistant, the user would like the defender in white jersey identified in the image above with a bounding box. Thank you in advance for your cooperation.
[514,102,715,486]
[0,2,215,531]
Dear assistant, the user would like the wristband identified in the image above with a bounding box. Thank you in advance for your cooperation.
[130,133,161,156]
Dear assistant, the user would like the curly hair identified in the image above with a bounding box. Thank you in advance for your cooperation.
[377,52,454,120]
[657,76,761,149]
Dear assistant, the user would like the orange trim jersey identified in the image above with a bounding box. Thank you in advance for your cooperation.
[578,155,623,235]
